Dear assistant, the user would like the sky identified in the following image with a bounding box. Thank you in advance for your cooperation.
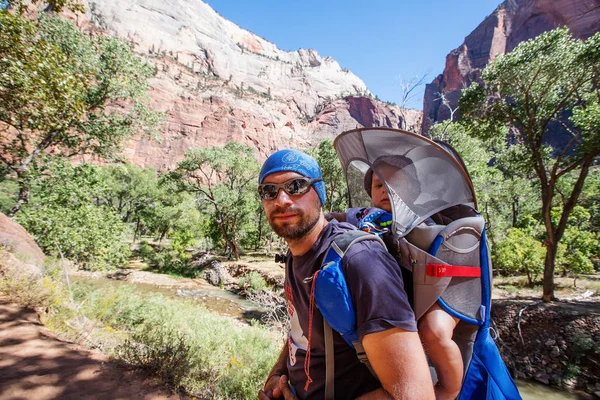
[204,0,503,110]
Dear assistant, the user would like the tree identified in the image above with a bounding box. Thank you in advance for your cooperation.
[169,142,260,260]
[494,228,545,286]
[16,159,131,270]
[459,28,600,301]
[397,71,429,130]
[0,12,163,214]
[312,140,347,213]
[98,164,162,242]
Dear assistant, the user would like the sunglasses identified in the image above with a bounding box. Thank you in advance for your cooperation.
[258,177,322,201]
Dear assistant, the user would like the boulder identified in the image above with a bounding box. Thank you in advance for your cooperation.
[0,212,45,268]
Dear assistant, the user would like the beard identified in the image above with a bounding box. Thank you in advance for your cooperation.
[267,199,321,240]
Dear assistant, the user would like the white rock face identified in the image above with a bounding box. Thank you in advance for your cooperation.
[78,0,420,169]
[85,0,369,114]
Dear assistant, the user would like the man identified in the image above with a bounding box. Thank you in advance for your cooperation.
[257,149,434,400]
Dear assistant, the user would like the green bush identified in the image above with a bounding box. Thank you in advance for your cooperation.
[238,271,267,292]
[137,241,155,259]
[17,204,131,271]
[71,283,280,399]
[493,228,545,286]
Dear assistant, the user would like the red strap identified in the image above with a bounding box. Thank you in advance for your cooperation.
[304,270,320,392]
[426,263,481,278]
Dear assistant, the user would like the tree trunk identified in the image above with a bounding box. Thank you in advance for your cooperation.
[231,225,240,260]
[542,242,559,302]
[8,176,30,216]
[255,207,264,251]
[133,217,140,243]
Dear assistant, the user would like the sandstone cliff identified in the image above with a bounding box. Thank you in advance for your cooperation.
[422,0,600,133]
[77,0,420,168]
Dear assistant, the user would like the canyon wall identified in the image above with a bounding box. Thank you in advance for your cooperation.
[422,0,600,133]
[78,0,420,169]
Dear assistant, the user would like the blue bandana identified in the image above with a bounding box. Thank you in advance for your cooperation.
[259,149,326,206]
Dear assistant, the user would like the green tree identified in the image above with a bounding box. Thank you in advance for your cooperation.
[312,139,347,213]
[98,164,162,241]
[169,142,260,260]
[554,206,599,285]
[459,28,600,301]
[16,159,130,270]
[494,228,545,286]
[0,12,162,214]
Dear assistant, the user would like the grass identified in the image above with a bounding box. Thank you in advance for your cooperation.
[493,274,600,299]
[1,254,281,399]
[69,281,281,398]
[238,271,267,292]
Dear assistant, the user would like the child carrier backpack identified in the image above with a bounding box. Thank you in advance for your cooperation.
[313,127,521,400]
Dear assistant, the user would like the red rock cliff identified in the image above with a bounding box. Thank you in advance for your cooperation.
[76,0,421,169]
[422,0,600,133]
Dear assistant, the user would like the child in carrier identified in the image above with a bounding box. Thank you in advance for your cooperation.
[326,164,463,400]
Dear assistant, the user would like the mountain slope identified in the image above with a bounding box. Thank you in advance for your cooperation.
[80,0,420,168]
[422,0,600,133]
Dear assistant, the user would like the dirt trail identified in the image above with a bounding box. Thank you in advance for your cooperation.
[0,297,183,400]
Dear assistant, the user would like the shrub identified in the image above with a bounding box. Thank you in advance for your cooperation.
[17,204,131,271]
[493,228,545,286]
[238,271,267,292]
[137,241,155,259]
[71,283,280,398]
[0,254,71,312]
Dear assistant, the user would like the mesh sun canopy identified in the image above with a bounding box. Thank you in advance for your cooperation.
[333,128,476,238]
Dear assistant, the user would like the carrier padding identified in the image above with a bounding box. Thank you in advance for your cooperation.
[433,216,486,323]
[405,224,445,251]
[396,238,451,320]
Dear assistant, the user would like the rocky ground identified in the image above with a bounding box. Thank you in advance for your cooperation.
[492,298,600,396]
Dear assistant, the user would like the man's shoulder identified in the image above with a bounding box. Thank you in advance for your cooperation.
[343,237,390,260]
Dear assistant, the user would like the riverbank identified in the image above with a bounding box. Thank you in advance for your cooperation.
[492,299,600,396]
[3,246,599,398]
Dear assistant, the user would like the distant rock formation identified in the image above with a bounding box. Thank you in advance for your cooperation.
[422,0,600,133]
[75,0,420,169]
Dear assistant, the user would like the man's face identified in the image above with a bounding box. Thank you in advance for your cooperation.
[261,171,322,240]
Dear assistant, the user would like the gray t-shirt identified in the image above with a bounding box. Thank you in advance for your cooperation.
[284,220,417,399]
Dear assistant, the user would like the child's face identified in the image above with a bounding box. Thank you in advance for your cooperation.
[371,174,392,212]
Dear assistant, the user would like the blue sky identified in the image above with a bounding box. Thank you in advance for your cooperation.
[204,0,502,110]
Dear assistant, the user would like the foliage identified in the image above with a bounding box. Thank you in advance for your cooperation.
[311,139,348,213]
[169,142,260,259]
[494,228,545,286]
[7,0,84,13]
[72,282,280,399]
[15,160,130,270]
[0,177,18,213]
[459,28,600,301]
[554,206,600,282]
[238,271,267,293]
[0,12,163,213]
[97,165,204,243]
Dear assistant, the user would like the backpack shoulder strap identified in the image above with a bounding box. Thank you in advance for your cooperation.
[317,229,384,399]
[324,229,386,264]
